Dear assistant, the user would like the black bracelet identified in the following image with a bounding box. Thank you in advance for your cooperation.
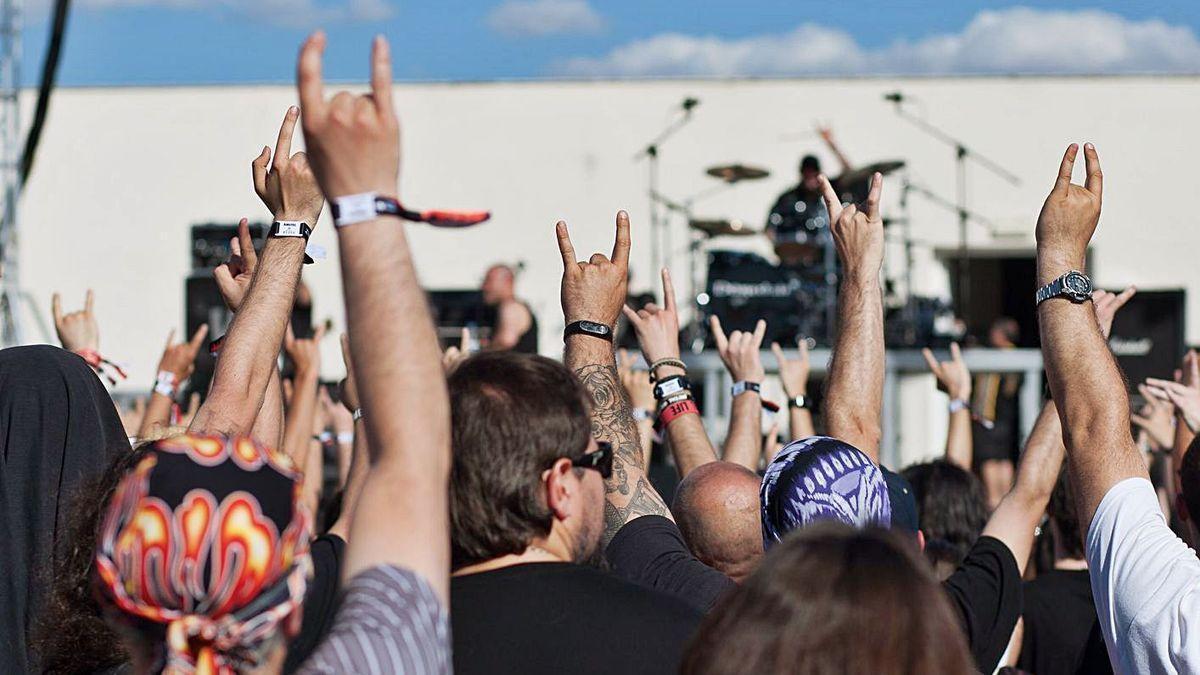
[788,395,811,410]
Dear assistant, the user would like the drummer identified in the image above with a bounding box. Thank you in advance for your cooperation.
[765,127,853,266]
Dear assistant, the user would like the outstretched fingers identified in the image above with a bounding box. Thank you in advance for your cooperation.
[556,221,578,272]
[274,106,299,164]
[1054,143,1079,195]
[370,35,395,118]
[864,172,882,221]
[709,315,729,352]
[297,32,328,122]
[189,324,210,351]
[612,210,631,268]
[819,174,842,223]
[660,267,676,313]
[1083,142,1103,198]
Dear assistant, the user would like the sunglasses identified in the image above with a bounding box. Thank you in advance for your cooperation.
[571,440,613,479]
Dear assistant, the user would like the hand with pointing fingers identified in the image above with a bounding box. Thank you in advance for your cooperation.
[621,267,680,365]
[1132,382,1175,451]
[157,324,210,386]
[557,211,631,328]
[771,338,811,398]
[297,32,400,200]
[922,342,972,401]
[253,106,325,225]
[1036,143,1103,270]
[441,327,470,374]
[52,289,99,353]
[710,316,767,384]
[1092,286,1136,339]
[1147,351,1200,433]
[821,172,884,283]
[213,219,258,313]
[285,324,326,379]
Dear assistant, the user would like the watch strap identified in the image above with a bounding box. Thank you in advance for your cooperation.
[269,221,312,239]
[788,395,811,410]
[653,375,691,401]
[331,193,405,227]
[731,381,762,398]
[563,320,614,343]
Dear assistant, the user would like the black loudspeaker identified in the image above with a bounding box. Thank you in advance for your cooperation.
[426,290,490,350]
[184,274,231,399]
[1108,289,1185,391]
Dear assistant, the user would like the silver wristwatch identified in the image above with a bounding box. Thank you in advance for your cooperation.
[1035,270,1092,306]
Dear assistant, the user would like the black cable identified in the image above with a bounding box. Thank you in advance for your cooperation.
[20,0,71,187]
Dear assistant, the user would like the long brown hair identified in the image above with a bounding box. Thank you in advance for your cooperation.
[680,523,972,675]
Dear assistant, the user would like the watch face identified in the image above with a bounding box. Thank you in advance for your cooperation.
[1063,271,1091,296]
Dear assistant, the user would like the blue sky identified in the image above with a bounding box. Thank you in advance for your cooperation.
[20,0,1200,86]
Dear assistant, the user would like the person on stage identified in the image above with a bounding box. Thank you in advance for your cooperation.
[766,127,853,266]
[481,264,539,353]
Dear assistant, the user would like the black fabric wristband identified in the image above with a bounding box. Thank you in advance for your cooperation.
[563,320,613,343]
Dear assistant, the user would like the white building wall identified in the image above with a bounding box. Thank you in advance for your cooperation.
[15,76,1200,463]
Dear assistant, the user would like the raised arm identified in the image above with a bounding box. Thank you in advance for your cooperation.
[772,338,815,441]
[710,316,766,471]
[560,213,672,547]
[138,325,208,440]
[617,349,656,467]
[1036,144,1146,522]
[298,34,451,599]
[190,110,321,436]
[327,334,369,542]
[822,172,886,462]
[281,326,325,515]
[816,125,852,175]
[622,267,720,479]
[922,342,973,471]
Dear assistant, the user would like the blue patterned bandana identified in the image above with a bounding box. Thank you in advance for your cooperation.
[760,436,892,548]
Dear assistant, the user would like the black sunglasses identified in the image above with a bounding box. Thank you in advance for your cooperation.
[571,441,613,479]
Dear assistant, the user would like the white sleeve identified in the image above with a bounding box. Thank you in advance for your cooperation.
[1086,477,1200,674]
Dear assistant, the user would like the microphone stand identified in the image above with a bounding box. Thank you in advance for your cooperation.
[634,103,697,297]
[888,99,1020,333]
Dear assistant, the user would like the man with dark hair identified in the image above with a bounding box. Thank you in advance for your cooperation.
[672,462,763,582]
[447,231,707,674]
[902,459,990,579]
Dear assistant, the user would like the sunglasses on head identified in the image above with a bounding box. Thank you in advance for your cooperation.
[571,440,613,479]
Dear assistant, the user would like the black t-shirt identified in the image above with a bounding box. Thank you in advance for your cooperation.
[1018,569,1112,675]
[942,535,1023,673]
[605,515,737,613]
[451,562,702,675]
[283,533,345,673]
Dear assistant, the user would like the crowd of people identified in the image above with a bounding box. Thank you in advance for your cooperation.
[2,30,1199,675]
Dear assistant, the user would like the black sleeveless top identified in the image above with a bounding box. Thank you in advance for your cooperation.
[496,302,539,354]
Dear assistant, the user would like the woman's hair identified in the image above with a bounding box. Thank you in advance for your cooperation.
[680,522,973,675]
[901,460,988,572]
[31,442,153,673]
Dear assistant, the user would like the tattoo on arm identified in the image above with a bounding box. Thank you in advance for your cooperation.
[574,363,671,545]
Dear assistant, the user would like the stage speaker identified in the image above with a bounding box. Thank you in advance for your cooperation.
[1108,289,1185,392]
[184,274,230,399]
[426,289,490,350]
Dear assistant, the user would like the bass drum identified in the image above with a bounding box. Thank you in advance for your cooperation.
[701,250,827,348]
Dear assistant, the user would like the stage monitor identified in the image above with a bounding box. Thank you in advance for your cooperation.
[1108,289,1185,394]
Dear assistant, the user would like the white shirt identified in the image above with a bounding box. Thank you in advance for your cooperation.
[1087,477,1200,674]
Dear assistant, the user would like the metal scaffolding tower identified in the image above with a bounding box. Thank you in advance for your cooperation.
[0,0,21,345]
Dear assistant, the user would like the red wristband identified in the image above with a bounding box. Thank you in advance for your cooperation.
[657,398,699,429]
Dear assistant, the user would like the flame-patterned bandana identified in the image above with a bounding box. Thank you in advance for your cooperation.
[94,434,313,674]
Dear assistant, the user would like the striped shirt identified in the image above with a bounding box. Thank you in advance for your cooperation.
[298,565,450,675]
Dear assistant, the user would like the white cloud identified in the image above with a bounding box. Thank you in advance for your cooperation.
[487,0,604,38]
[34,0,395,27]
[560,7,1200,77]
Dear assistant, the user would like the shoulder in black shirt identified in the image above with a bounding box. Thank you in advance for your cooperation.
[283,533,345,673]
[605,514,737,613]
[451,562,703,675]
[941,534,1023,674]
[1018,568,1112,675]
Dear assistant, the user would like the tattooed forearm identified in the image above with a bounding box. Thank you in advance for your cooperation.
[570,359,672,546]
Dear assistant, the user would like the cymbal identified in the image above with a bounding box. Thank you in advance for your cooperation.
[836,160,906,189]
[706,164,771,183]
[689,218,757,237]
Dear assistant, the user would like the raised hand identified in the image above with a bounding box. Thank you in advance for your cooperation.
[617,348,655,412]
[52,289,99,353]
[285,324,326,377]
[821,172,883,283]
[1132,383,1175,451]
[253,106,325,225]
[710,316,766,384]
[771,338,811,398]
[157,324,209,386]
[922,342,972,401]
[441,327,470,373]
[298,32,399,200]
[213,219,258,313]
[1036,143,1103,272]
[1147,351,1200,433]
[621,267,680,364]
[1092,286,1136,339]
[557,211,631,328]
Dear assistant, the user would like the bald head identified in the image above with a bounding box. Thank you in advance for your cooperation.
[672,461,764,582]
[482,265,516,305]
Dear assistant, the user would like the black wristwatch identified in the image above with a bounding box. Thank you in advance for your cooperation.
[563,320,613,343]
[1035,270,1092,306]
[653,375,692,401]
[788,395,811,410]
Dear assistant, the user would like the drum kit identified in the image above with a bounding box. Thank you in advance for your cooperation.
[677,158,929,350]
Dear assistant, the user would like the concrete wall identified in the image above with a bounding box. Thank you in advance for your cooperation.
[15,75,1200,463]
